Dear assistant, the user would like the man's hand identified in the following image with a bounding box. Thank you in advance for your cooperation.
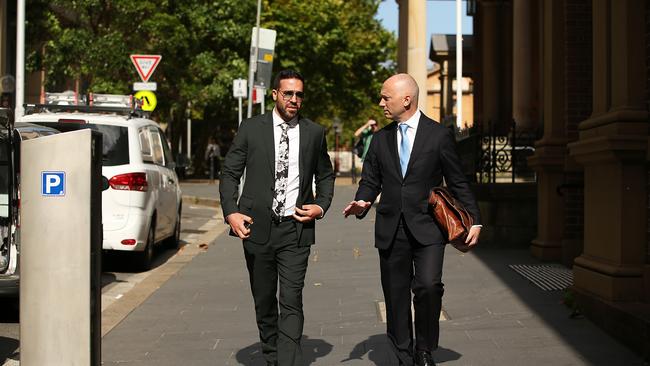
[465,226,481,248]
[343,200,371,218]
[226,212,253,239]
[293,205,322,223]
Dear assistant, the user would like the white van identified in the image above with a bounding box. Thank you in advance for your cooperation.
[19,94,182,270]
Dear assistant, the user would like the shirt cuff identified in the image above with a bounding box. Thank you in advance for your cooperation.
[471,225,482,228]
[315,205,324,219]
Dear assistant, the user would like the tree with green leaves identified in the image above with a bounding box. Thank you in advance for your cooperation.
[26,0,395,166]
[263,0,396,145]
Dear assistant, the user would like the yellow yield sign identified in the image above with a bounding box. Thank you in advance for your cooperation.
[134,90,157,111]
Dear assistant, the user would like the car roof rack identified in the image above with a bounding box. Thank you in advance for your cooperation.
[24,92,151,119]
[23,103,151,119]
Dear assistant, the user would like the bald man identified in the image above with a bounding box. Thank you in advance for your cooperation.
[344,74,482,366]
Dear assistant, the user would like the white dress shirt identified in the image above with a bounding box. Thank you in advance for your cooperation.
[396,110,421,158]
[395,110,481,229]
[272,108,300,216]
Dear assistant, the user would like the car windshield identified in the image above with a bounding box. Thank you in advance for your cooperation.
[30,122,129,166]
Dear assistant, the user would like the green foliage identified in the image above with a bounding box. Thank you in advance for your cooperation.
[264,0,395,144]
[26,0,396,151]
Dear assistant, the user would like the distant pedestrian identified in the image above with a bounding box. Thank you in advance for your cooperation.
[204,136,220,183]
[353,118,378,161]
[344,73,482,366]
[219,69,335,366]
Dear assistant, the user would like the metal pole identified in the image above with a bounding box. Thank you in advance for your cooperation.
[186,101,191,161]
[351,137,357,184]
[238,97,243,125]
[510,119,517,183]
[15,0,26,117]
[456,0,463,129]
[209,156,214,182]
[260,88,265,113]
[334,131,340,174]
[247,0,262,118]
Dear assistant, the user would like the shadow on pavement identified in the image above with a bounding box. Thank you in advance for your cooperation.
[235,335,333,365]
[434,346,462,363]
[0,336,18,364]
[470,247,644,365]
[343,334,461,365]
[342,333,395,365]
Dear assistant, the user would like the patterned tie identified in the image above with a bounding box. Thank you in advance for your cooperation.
[272,122,291,216]
[399,123,410,177]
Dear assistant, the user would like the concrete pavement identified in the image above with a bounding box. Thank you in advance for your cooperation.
[102,181,646,365]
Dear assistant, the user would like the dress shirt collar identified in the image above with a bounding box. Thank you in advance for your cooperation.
[398,109,421,130]
[272,108,299,128]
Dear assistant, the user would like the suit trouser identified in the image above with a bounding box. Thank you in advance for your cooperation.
[379,217,445,366]
[243,220,310,366]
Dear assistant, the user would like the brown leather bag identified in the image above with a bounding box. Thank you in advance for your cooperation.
[428,187,474,252]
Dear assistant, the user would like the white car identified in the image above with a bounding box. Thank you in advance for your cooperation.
[19,95,182,270]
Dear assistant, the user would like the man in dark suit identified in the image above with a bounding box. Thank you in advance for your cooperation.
[344,74,482,366]
[220,70,335,366]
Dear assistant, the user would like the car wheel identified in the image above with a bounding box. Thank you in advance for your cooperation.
[138,222,155,271]
[164,206,182,250]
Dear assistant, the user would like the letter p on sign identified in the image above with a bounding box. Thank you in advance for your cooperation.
[42,171,65,196]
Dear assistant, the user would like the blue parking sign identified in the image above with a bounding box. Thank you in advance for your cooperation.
[42,171,65,196]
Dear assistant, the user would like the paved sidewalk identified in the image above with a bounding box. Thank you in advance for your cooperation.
[103,184,645,365]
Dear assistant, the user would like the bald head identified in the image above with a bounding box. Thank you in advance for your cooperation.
[379,73,420,122]
[386,74,419,101]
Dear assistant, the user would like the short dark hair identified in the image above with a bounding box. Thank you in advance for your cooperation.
[273,70,304,90]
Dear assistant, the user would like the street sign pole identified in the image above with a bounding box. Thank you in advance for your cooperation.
[260,88,265,114]
[238,97,243,124]
[15,0,25,118]
[186,101,191,161]
[247,0,262,119]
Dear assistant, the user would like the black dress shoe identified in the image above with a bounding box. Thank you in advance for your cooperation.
[415,350,436,366]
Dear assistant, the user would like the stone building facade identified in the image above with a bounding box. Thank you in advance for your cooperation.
[396,0,649,358]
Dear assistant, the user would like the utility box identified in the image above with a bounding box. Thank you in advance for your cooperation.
[20,129,102,366]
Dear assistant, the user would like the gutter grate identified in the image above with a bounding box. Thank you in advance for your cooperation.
[509,264,573,291]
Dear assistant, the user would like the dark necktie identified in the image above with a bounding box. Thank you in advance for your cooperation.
[272,122,290,216]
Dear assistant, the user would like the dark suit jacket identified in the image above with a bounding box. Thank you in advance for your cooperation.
[220,112,335,246]
[354,113,481,249]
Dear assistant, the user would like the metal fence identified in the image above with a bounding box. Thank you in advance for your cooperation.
[451,120,539,184]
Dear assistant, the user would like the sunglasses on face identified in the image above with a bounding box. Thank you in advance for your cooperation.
[278,90,305,101]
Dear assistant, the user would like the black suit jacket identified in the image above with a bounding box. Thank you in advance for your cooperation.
[354,113,480,249]
[220,112,335,246]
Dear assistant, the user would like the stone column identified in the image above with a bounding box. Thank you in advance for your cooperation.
[397,0,408,74]
[479,1,500,127]
[568,0,648,301]
[397,0,428,112]
[527,0,567,261]
[512,0,534,130]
